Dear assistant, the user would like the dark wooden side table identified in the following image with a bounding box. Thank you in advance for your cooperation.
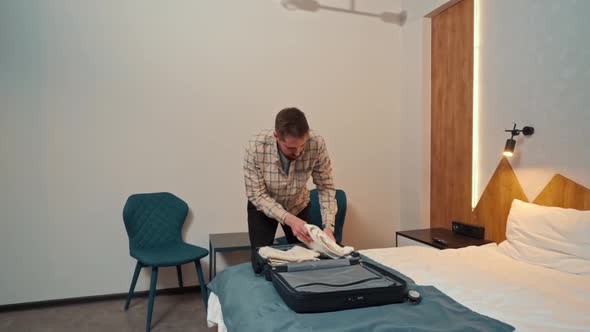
[395,228,493,249]
[209,232,251,280]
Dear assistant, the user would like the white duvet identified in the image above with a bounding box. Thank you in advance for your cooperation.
[208,244,590,331]
[362,244,590,332]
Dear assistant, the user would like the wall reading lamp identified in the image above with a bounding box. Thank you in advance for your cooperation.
[504,124,535,157]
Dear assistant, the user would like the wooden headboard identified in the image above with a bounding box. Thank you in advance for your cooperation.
[533,174,590,210]
[472,158,590,243]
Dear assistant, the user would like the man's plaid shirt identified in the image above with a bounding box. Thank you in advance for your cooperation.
[243,129,337,231]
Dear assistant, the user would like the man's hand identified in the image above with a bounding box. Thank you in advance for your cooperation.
[323,228,336,242]
[284,214,313,243]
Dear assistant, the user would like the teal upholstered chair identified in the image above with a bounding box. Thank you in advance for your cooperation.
[276,189,347,244]
[122,192,208,332]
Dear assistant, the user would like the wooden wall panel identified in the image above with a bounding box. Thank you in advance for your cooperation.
[533,174,590,210]
[430,0,474,229]
[472,158,528,243]
[473,164,590,243]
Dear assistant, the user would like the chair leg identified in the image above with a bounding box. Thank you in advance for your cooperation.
[124,261,142,310]
[146,266,158,332]
[194,260,208,308]
[176,265,184,288]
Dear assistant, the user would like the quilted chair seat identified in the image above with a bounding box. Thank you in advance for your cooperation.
[132,243,208,267]
[122,192,208,332]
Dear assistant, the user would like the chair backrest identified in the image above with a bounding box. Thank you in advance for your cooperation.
[309,189,347,243]
[123,192,188,250]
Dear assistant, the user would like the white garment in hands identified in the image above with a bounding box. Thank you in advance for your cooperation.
[258,245,320,265]
[298,224,354,258]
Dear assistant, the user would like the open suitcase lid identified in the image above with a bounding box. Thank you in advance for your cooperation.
[271,254,361,273]
[255,243,359,280]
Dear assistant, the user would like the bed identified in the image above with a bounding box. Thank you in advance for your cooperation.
[206,175,590,331]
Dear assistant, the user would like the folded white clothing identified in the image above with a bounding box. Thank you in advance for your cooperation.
[258,245,320,264]
[298,224,354,258]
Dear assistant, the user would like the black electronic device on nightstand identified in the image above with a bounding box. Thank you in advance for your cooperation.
[452,221,485,240]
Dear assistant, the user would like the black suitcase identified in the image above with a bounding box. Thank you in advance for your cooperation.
[270,258,408,313]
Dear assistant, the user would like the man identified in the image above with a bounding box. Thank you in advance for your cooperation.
[244,107,337,271]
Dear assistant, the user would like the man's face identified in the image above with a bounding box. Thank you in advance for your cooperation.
[274,132,307,160]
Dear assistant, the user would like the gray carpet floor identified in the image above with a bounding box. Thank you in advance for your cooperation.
[0,292,214,332]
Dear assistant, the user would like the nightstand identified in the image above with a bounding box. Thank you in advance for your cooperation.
[395,228,493,249]
[209,232,251,280]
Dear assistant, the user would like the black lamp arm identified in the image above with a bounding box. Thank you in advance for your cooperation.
[504,124,534,139]
[505,123,519,139]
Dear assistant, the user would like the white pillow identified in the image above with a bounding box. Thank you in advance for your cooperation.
[498,199,590,275]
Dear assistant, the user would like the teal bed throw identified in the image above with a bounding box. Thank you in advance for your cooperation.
[207,256,514,332]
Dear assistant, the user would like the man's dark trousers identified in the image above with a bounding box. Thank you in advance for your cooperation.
[247,201,309,273]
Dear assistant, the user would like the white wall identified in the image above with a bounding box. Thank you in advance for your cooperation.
[399,0,447,230]
[0,0,402,305]
[476,0,590,201]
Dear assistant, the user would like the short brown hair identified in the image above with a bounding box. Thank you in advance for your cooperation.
[275,107,309,140]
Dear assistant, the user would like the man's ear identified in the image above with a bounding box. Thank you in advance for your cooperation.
[273,131,280,141]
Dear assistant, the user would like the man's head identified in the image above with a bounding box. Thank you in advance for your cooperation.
[274,107,309,160]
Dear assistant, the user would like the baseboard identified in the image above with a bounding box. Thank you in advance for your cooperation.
[0,285,202,313]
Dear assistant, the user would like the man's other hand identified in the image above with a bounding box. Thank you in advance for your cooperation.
[284,214,313,243]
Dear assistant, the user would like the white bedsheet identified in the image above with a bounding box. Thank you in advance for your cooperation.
[207,244,590,331]
[207,292,227,332]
